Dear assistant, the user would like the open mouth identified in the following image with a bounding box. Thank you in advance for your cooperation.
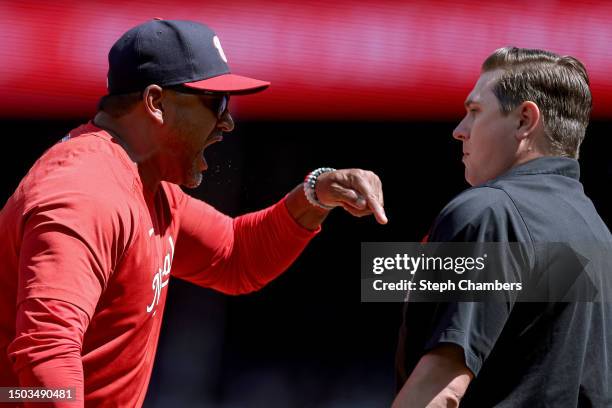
[207,134,224,147]
[197,135,224,172]
[199,134,224,156]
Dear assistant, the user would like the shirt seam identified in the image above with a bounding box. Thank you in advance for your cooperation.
[430,328,482,374]
[18,285,97,320]
[476,186,537,273]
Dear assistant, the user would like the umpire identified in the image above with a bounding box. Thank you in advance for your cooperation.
[394,47,612,407]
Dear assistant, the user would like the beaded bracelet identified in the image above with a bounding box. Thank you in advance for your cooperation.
[303,167,336,210]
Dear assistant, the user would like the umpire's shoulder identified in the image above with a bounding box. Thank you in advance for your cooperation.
[439,186,514,220]
[431,186,521,241]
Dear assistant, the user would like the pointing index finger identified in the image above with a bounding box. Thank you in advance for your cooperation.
[351,174,387,224]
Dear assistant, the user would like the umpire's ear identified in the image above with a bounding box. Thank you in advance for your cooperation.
[142,85,165,125]
[515,100,541,142]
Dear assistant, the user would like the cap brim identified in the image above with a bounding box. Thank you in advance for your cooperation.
[183,73,270,95]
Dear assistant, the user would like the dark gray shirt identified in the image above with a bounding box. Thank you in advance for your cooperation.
[396,157,612,407]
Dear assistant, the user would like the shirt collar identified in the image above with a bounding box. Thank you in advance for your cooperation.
[501,156,580,180]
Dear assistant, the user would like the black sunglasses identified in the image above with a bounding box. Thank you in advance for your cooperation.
[165,85,229,119]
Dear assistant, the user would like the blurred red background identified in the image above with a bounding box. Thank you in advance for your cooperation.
[3,3,612,406]
[3,0,612,120]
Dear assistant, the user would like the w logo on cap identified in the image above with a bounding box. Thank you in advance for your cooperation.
[213,35,228,63]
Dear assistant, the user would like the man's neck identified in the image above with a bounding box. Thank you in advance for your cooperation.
[93,111,162,192]
[92,112,133,156]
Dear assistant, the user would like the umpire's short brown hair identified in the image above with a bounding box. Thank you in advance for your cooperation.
[482,46,592,158]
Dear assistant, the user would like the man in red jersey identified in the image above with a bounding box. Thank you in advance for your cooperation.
[0,19,386,407]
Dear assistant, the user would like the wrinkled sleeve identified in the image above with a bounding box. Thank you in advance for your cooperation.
[16,183,133,319]
[171,193,319,294]
[8,166,134,402]
[8,298,89,407]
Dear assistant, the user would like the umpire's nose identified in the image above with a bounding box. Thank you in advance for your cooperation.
[453,117,469,141]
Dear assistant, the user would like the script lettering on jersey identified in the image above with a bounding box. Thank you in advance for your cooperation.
[146,235,175,315]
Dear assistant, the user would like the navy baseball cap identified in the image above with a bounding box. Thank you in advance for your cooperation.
[107,19,270,95]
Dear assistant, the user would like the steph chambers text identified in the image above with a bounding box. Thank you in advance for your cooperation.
[373,279,523,292]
